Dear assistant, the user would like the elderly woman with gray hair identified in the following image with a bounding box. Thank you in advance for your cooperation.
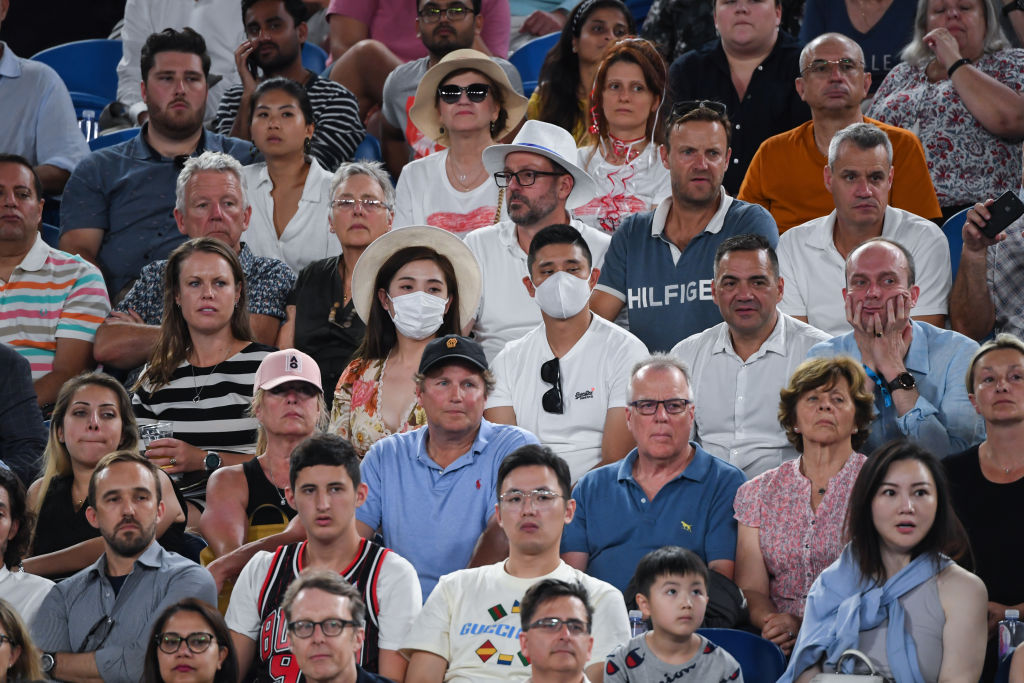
[867,0,1024,219]
[277,161,395,406]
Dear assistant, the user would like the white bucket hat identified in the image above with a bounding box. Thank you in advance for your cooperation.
[481,120,598,210]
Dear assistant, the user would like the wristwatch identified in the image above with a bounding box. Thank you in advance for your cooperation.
[41,652,56,675]
[886,372,917,392]
[204,451,222,472]
[1004,0,1024,16]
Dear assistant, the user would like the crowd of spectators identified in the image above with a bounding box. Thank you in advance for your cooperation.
[2,0,1024,680]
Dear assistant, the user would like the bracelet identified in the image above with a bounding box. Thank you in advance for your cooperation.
[948,58,971,77]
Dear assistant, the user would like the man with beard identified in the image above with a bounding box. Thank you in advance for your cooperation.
[380,0,522,175]
[212,0,364,172]
[31,451,217,683]
[59,28,256,299]
[465,121,609,362]
[590,102,778,353]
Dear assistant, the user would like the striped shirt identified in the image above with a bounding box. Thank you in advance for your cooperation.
[0,235,109,378]
[132,342,275,454]
[213,75,364,173]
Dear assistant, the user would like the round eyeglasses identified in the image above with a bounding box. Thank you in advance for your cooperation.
[155,632,216,655]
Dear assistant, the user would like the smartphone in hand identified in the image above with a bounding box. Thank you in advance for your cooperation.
[979,190,1024,239]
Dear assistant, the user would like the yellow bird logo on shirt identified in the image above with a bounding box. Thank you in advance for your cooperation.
[680,521,692,533]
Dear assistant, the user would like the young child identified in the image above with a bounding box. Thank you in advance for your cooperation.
[605,546,744,682]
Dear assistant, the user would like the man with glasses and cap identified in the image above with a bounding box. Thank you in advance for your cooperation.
[358,335,539,598]
[590,101,779,353]
[465,120,611,362]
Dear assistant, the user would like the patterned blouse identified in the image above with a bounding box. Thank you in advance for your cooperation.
[328,357,427,457]
[733,453,866,617]
[867,49,1024,208]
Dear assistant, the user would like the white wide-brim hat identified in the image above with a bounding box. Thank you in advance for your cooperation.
[409,48,529,148]
[351,225,482,326]
[481,119,597,210]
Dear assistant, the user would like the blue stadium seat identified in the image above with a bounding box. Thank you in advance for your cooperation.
[697,628,786,683]
[31,39,122,104]
[41,223,61,249]
[509,32,558,98]
[354,134,382,163]
[302,42,329,74]
[89,127,140,151]
[942,207,968,280]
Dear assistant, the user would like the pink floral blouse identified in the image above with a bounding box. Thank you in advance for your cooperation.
[328,357,427,457]
[733,453,866,617]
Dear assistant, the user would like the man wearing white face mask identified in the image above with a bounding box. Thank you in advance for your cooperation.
[485,225,649,483]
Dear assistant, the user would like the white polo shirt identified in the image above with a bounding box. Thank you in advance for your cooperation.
[464,218,611,362]
[487,313,648,482]
[671,312,831,477]
[777,205,951,336]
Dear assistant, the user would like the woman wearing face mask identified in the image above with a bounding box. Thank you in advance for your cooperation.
[328,226,482,456]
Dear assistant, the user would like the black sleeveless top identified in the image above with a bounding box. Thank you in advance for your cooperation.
[242,457,296,526]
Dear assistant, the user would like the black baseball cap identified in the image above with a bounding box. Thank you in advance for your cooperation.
[418,335,488,374]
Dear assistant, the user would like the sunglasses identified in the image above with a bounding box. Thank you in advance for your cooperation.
[669,99,727,119]
[438,83,491,104]
[541,358,563,414]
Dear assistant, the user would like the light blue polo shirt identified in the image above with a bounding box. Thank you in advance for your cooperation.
[358,419,539,598]
[561,444,745,592]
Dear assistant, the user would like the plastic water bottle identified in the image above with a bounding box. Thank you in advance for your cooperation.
[628,610,647,637]
[999,609,1024,659]
[79,110,98,142]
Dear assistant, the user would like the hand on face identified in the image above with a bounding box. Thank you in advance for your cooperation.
[923,27,963,70]
[845,288,912,375]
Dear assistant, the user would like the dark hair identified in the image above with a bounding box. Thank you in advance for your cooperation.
[632,546,708,597]
[846,440,969,582]
[242,0,308,24]
[415,0,482,15]
[135,237,254,391]
[438,68,508,141]
[519,579,593,630]
[535,0,635,137]
[527,224,593,273]
[665,103,732,149]
[0,469,33,568]
[588,38,665,144]
[713,233,779,279]
[778,356,875,453]
[288,434,361,491]
[140,28,212,83]
[88,450,163,509]
[845,236,917,288]
[143,598,238,683]
[281,568,367,626]
[249,76,316,126]
[354,246,462,361]
[0,153,43,199]
[496,445,572,500]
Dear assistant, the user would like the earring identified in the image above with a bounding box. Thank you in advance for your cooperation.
[588,101,600,135]
[490,120,497,135]
[439,125,446,135]
[303,137,312,155]
[794,426,800,433]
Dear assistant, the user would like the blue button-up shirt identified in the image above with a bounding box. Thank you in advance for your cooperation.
[808,320,985,457]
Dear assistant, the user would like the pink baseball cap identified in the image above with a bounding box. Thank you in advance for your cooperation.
[254,349,323,392]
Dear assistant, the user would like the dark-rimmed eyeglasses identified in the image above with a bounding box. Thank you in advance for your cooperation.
[494,170,566,188]
[800,58,862,77]
[267,381,319,398]
[525,618,590,635]
[438,83,491,104]
[0,635,16,648]
[287,618,360,638]
[330,198,390,212]
[155,632,216,655]
[541,358,563,414]
[498,488,563,509]
[670,100,727,119]
[417,5,472,23]
[628,398,692,415]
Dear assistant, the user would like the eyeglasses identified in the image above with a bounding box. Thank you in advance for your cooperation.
[498,488,563,509]
[541,358,563,414]
[670,99,727,119]
[417,5,472,22]
[494,170,566,188]
[628,398,693,415]
[438,83,491,104]
[0,635,16,648]
[155,632,216,655]
[525,618,590,635]
[267,381,319,398]
[330,198,390,212]
[287,618,360,638]
[800,58,863,76]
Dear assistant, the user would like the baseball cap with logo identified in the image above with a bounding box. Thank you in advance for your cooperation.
[418,335,488,375]
[254,349,323,393]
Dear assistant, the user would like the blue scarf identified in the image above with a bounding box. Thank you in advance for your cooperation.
[778,545,950,683]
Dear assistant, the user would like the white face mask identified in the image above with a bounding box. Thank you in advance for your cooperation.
[532,270,592,319]
[388,291,449,340]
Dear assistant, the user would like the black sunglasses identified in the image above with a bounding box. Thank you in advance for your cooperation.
[438,83,491,104]
[541,358,563,414]
[670,99,727,119]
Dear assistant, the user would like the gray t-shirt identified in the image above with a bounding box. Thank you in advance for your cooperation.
[605,633,744,683]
